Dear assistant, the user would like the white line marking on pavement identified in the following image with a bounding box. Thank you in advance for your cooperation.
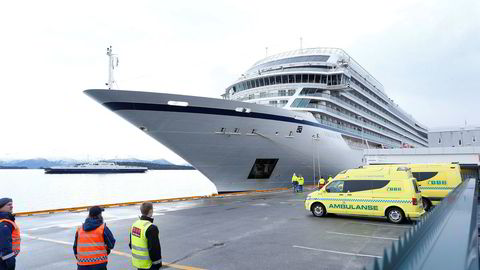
[326,231,398,241]
[348,221,411,228]
[22,233,205,270]
[25,214,164,231]
[22,233,73,245]
[293,245,381,258]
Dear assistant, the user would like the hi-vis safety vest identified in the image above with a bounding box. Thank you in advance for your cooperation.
[0,219,20,261]
[318,178,325,187]
[297,177,304,185]
[292,174,298,183]
[131,220,155,269]
[76,223,108,266]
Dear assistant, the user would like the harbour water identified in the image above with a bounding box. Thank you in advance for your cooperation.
[1,169,217,213]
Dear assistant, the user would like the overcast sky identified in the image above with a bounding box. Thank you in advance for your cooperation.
[1,0,478,163]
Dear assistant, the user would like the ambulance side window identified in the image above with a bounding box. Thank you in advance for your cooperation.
[344,180,371,192]
[327,180,344,193]
[412,172,438,181]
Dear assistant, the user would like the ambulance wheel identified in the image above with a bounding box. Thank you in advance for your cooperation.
[422,197,432,211]
[386,207,405,224]
[311,203,326,217]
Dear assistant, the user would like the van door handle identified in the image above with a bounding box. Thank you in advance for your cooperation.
[339,194,344,196]
[347,194,352,196]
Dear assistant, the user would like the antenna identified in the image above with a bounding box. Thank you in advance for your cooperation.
[265,47,268,57]
[106,46,119,90]
[300,37,303,51]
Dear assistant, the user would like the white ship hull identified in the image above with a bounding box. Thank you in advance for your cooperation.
[85,89,363,191]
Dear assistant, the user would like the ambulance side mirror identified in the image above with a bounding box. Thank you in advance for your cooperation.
[325,187,331,193]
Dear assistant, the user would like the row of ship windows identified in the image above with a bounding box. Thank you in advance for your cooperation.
[350,77,388,106]
[314,114,400,146]
[231,73,346,93]
[285,87,426,144]
[350,77,421,133]
[235,89,296,101]
[334,94,426,143]
[305,100,419,146]
[349,91,427,140]
[299,86,426,142]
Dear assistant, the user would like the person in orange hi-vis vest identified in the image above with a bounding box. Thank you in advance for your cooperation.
[0,198,19,270]
[73,206,116,270]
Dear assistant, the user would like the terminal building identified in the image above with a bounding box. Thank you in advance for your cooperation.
[428,126,480,147]
[363,126,480,180]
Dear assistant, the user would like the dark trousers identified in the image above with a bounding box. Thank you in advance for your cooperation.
[0,260,14,270]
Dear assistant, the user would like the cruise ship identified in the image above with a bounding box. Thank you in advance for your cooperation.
[85,47,428,191]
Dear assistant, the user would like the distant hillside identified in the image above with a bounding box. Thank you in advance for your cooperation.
[0,166,28,169]
[0,158,194,170]
[0,158,74,169]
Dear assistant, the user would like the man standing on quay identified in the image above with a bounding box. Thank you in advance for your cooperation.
[73,206,116,270]
[130,202,162,269]
[0,198,19,270]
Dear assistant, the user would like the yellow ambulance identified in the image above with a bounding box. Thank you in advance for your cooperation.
[305,166,425,223]
[366,163,462,211]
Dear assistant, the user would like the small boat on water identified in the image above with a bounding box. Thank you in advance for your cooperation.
[44,162,148,174]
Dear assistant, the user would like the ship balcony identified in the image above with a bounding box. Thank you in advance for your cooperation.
[297,93,427,146]
[293,101,422,147]
[314,117,401,147]
[342,90,427,143]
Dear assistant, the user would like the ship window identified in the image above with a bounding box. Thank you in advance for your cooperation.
[314,74,320,83]
[438,138,441,144]
[459,139,462,145]
[264,77,270,86]
[259,78,265,87]
[332,74,338,85]
[296,126,303,133]
[282,75,288,84]
[242,82,247,90]
[473,136,476,142]
[321,75,327,84]
[270,77,275,85]
[246,80,252,89]
[301,74,308,83]
[295,74,302,83]
[288,75,295,83]
[278,90,286,96]
[308,74,315,83]
[248,158,278,179]
[276,76,282,84]
[288,89,296,96]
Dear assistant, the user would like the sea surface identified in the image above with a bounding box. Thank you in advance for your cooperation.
[1,169,217,213]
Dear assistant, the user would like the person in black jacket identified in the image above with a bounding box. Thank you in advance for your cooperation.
[129,202,162,269]
[0,198,18,270]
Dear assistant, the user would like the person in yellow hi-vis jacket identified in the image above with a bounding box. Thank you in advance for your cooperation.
[130,202,162,270]
[297,174,305,192]
[291,173,298,193]
[317,177,326,190]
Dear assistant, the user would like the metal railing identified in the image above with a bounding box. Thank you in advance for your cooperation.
[300,92,427,145]
[365,178,479,270]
